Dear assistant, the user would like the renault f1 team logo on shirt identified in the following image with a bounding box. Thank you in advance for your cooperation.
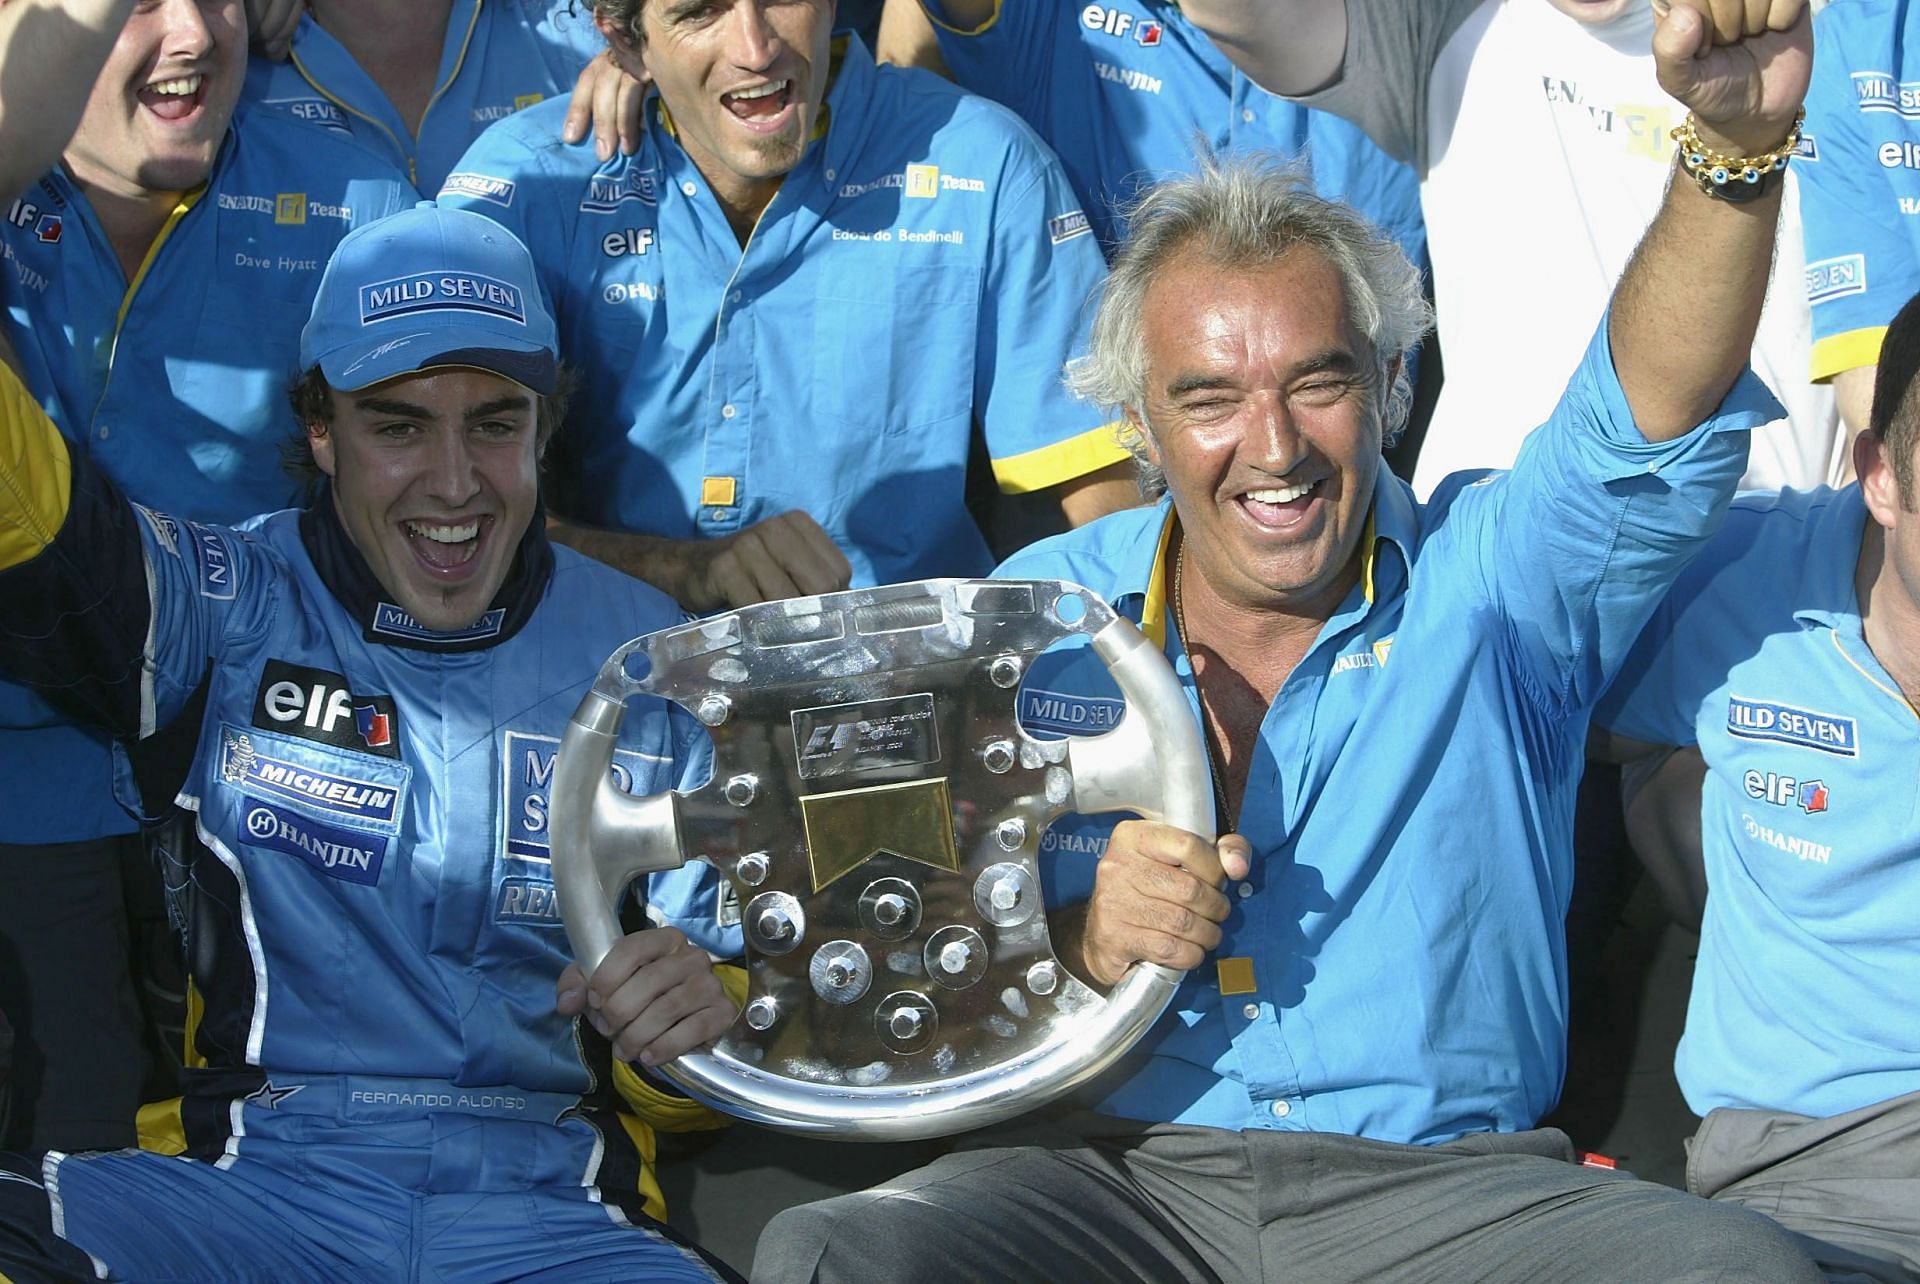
[1726,697,1859,757]
[359,274,526,327]
[1742,770,1830,813]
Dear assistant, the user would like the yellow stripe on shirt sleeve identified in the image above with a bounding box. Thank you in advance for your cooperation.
[1811,326,1888,383]
[0,357,71,571]
[924,0,1003,36]
[991,420,1132,495]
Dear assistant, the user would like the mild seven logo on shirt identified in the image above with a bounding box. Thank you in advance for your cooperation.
[1019,687,1123,738]
[359,273,526,327]
[219,725,408,829]
[1726,697,1859,757]
[372,602,505,643]
[1852,71,1920,118]
[243,796,387,885]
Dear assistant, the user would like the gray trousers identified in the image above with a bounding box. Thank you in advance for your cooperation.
[1690,1089,1920,1284]
[752,1110,1820,1283]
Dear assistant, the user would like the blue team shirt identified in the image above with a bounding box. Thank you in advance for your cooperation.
[0,108,412,842]
[1799,0,1920,380]
[998,320,1776,1141]
[439,37,1126,587]
[920,0,1426,270]
[243,0,605,194]
[1598,487,1920,1120]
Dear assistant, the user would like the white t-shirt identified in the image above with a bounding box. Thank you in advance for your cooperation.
[1306,0,1840,496]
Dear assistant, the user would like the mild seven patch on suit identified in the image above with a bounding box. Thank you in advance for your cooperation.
[188,522,237,600]
[791,694,940,781]
[501,730,664,861]
[358,273,526,326]
[1019,687,1123,739]
[243,797,387,885]
[219,724,409,832]
[1726,697,1859,757]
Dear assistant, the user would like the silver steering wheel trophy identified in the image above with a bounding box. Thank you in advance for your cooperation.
[549,578,1213,1140]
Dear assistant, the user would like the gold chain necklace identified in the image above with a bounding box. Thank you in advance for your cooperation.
[1172,545,1235,830]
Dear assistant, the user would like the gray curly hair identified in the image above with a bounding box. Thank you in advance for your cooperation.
[1067,154,1432,494]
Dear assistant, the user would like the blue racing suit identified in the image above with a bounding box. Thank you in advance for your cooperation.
[243,0,606,194]
[0,363,739,1282]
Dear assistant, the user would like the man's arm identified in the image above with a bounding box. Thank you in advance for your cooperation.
[0,0,134,204]
[1054,461,1138,528]
[877,0,949,73]
[548,510,853,614]
[1834,364,1876,448]
[1608,1,1813,442]
[1179,0,1349,98]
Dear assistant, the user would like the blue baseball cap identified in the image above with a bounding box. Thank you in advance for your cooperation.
[300,202,559,395]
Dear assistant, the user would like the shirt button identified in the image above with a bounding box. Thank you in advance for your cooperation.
[1236,882,1252,899]
[1241,1002,1259,1020]
[1272,1100,1292,1119]
[1242,109,1255,123]
[680,180,697,196]
[97,424,110,439]
[825,167,836,181]
[708,508,728,521]
[721,403,737,419]
[729,289,742,305]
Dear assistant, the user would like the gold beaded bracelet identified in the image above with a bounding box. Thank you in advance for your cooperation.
[1670,108,1806,202]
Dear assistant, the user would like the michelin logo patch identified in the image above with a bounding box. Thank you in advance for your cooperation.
[1805,254,1867,305]
[502,730,662,862]
[1726,697,1858,758]
[244,797,387,885]
[359,273,526,327]
[220,726,408,828]
[1049,211,1091,244]
[440,172,517,208]
[372,602,505,644]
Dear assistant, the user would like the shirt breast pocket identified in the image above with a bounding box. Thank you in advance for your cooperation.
[810,262,979,440]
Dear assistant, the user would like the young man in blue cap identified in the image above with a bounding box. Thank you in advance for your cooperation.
[0,202,741,1282]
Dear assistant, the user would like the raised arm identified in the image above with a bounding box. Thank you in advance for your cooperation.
[1180,0,1349,98]
[1609,0,1812,442]
[0,0,135,204]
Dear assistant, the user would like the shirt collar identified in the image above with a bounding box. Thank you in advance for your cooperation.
[298,485,553,653]
[1137,464,1416,644]
[1792,484,1868,634]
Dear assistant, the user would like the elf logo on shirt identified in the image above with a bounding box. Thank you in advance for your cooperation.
[251,660,402,759]
[1741,770,1830,814]
[1081,4,1155,44]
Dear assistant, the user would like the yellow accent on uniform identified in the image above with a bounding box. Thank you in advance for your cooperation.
[991,420,1131,494]
[114,187,206,336]
[700,476,738,507]
[1216,957,1257,996]
[134,981,207,1156]
[1810,326,1889,383]
[0,359,71,570]
[609,962,746,1134]
[1141,507,1177,651]
[274,193,308,225]
[924,0,1003,36]
[514,93,544,111]
[1361,510,1379,605]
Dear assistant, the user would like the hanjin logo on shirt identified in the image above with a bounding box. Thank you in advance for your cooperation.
[441,172,517,208]
[372,603,506,643]
[1805,254,1867,305]
[1726,697,1858,757]
[1852,71,1920,118]
[359,274,526,327]
[244,796,388,884]
[1049,211,1091,244]
[251,660,401,759]
[220,729,403,826]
